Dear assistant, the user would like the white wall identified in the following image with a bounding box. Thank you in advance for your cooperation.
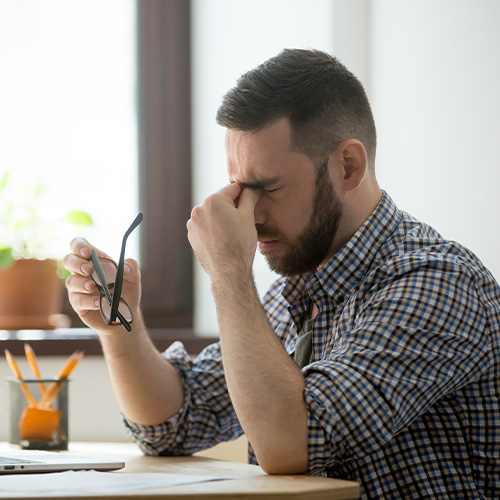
[370,0,500,280]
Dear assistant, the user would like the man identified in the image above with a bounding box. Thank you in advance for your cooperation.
[65,49,499,499]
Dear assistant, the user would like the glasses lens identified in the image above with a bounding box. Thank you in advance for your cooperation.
[92,259,117,287]
[100,296,133,324]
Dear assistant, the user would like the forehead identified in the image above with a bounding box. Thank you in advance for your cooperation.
[225,118,312,185]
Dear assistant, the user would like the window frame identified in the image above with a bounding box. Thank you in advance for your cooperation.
[135,0,193,329]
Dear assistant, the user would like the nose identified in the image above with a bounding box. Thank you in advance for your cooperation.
[253,197,268,226]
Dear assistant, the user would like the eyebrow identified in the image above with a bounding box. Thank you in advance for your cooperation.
[230,177,280,190]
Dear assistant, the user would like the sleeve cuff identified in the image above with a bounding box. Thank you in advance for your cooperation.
[122,341,193,456]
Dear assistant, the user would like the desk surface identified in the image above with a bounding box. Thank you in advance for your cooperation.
[0,442,360,500]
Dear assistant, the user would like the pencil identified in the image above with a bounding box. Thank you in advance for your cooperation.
[38,351,84,409]
[4,350,38,407]
[24,344,47,395]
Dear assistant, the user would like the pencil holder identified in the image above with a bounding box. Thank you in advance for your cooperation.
[9,378,69,451]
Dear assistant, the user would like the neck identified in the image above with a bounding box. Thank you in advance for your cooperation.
[323,180,383,263]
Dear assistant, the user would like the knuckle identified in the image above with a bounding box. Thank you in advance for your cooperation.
[75,293,94,311]
[73,295,85,310]
[190,204,202,219]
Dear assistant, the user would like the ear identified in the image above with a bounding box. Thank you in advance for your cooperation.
[333,139,368,193]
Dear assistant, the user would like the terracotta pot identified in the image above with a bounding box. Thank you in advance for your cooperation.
[0,259,63,330]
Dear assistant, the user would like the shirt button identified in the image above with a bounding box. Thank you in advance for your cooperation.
[336,295,345,304]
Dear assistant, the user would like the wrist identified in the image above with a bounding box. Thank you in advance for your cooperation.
[210,269,256,299]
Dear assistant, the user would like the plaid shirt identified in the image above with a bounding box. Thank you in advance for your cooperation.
[125,192,500,499]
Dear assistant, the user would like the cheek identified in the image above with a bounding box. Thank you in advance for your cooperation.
[263,195,314,237]
[286,205,313,237]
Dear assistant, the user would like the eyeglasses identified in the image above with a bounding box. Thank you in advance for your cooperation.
[89,213,143,332]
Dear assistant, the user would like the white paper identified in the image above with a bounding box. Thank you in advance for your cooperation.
[0,470,227,494]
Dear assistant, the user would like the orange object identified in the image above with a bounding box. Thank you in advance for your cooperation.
[23,344,68,441]
[38,351,84,409]
[5,346,78,447]
[19,407,62,442]
[4,350,37,407]
[24,344,47,394]
[0,259,63,330]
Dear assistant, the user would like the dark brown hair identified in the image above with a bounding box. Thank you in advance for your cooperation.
[216,48,377,167]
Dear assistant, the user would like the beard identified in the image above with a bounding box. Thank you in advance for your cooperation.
[257,162,343,277]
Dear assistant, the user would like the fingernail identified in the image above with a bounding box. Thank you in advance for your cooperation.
[79,246,91,259]
[81,263,93,275]
[84,281,93,291]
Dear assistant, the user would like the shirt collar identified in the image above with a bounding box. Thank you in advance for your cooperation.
[282,191,401,307]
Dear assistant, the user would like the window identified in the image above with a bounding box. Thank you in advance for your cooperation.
[2,0,207,354]
[0,0,138,258]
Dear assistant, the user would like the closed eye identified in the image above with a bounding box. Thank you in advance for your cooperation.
[231,177,281,192]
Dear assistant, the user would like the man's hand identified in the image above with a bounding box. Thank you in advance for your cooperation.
[187,183,261,285]
[63,238,142,335]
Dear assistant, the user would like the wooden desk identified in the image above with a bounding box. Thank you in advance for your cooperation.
[1,442,360,500]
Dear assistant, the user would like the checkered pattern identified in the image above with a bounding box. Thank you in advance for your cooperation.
[125,192,499,499]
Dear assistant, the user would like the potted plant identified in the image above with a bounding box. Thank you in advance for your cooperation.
[0,171,92,330]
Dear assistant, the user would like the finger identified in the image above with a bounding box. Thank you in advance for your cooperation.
[68,291,100,313]
[217,183,244,203]
[237,187,262,215]
[63,252,94,277]
[70,237,93,259]
[69,237,113,261]
[65,273,97,294]
[66,238,115,277]
[123,258,141,285]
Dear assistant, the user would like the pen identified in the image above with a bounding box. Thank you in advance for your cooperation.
[4,350,38,407]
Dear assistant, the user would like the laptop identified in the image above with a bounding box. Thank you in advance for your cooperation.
[0,449,124,474]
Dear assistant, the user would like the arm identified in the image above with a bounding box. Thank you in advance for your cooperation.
[298,257,493,473]
[214,275,309,474]
[187,184,308,474]
[124,339,245,456]
[63,239,184,425]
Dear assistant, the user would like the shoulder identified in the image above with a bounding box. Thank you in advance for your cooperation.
[356,236,499,339]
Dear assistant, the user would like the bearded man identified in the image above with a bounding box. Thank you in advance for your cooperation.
[65,49,500,500]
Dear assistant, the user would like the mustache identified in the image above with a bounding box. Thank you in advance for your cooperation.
[255,224,281,240]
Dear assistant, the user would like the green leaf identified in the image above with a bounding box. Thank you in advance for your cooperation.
[0,171,10,194]
[63,210,93,226]
[0,247,14,270]
[57,260,71,280]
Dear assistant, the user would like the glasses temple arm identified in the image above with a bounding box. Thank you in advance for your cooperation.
[91,250,112,304]
[91,250,132,332]
[109,212,144,325]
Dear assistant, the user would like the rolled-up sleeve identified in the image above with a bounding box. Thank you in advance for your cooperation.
[124,340,243,456]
